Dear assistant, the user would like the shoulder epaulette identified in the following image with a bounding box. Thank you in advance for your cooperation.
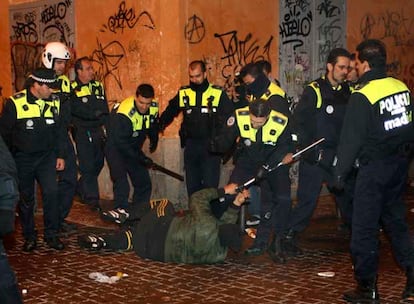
[211,84,223,90]
[151,100,158,107]
[179,85,190,90]
[272,115,286,124]
[354,81,369,91]
[13,92,25,99]
[237,110,249,116]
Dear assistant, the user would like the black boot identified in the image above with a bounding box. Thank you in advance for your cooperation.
[268,235,286,264]
[282,230,303,257]
[343,277,379,303]
[402,266,414,301]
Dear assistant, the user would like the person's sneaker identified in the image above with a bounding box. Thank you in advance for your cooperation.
[101,208,129,224]
[246,215,261,227]
[60,221,78,236]
[45,237,65,250]
[78,234,106,251]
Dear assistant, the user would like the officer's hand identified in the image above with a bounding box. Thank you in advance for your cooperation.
[141,156,154,167]
[149,136,158,153]
[328,175,345,194]
[56,158,65,171]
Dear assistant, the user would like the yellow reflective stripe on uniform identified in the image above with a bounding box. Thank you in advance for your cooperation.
[236,106,257,141]
[309,82,323,109]
[116,96,159,131]
[125,230,133,250]
[248,82,286,102]
[178,84,222,108]
[357,78,410,105]
[71,80,104,97]
[235,106,288,143]
[58,75,71,93]
[11,90,60,119]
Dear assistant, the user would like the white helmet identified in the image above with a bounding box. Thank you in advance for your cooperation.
[42,42,71,69]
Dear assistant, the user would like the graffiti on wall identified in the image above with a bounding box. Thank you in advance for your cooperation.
[213,30,273,99]
[9,0,75,91]
[279,0,346,105]
[101,0,155,33]
[359,9,414,91]
[91,1,156,102]
[184,15,205,44]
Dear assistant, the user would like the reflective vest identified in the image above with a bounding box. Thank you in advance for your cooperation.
[357,77,412,134]
[249,82,286,102]
[235,106,288,145]
[71,80,105,101]
[114,96,159,131]
[57,75,71,94]
[178,84,222,113]
[11,89,60,120]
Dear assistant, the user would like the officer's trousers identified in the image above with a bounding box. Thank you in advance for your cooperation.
[0,241,22,304]
[184,138,221,196]
[105,146,151,209]
[227,160,292,248]
[57,134,77,224]
[74,127,105,204]
[288,161,354,233]
[351,155,414,280]
[15,151,59,239]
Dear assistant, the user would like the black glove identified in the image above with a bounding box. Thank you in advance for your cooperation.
[255,164,270,182]
[149,136,158,153]
[141,156,154,167]
[328,175,345,194]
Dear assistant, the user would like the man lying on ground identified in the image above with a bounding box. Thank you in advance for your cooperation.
[78,183,249,264]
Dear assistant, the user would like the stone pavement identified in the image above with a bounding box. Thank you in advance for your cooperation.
[5,189,414,304]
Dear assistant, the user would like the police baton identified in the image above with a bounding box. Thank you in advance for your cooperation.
[150,162,184,181]
[235,137,325,192]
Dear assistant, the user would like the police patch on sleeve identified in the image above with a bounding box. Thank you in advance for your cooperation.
[227,116,235,127]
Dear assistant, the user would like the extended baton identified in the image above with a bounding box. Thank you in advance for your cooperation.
[235,137,325,192]
[150,162,184,181]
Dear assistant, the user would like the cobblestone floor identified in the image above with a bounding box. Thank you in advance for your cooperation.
[5,189,414,304]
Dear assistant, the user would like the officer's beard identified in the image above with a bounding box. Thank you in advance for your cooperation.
[190,78,209,92]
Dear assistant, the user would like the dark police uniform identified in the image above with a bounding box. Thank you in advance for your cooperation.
[159,79,234,196]
[212,106,293,250]
[0,89,64,242]
[105,96,159,209]
[289,76,353,234]
[0,134,22,303]
[70,79,109,207]
[335,69,414,282]
[55,75,77,227]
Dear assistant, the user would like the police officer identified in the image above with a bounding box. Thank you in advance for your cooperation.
[0,68,66,251]
[159,60,234,196]
[105,84,159,209]
[239,62,290,115]
[0,134,22,303]
[211,99,294,263]
[71,57,109,210]
[284,48,354,256]
[238,63,292,227]
[333,39,414,303]
[42,42,77,234]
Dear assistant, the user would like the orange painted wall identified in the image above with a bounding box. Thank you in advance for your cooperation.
[346,0,414,91]
[73,0,278,137]
[3,0,414,123]
[0,0,12,109]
